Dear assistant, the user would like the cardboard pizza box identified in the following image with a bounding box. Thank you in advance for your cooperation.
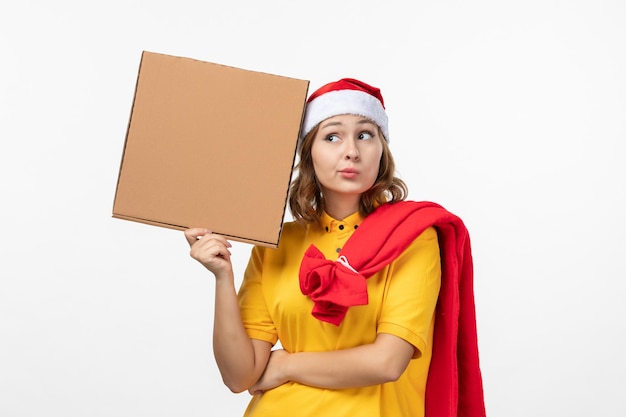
[113,51,309,247]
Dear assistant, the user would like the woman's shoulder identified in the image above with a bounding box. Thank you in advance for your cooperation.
[251,219,314,259]
[280,219,310,242]
[419,225,439,240]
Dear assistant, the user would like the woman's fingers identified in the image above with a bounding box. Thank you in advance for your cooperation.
[185,229,234,275]
[193,236,231,261]
[184,228,211,246]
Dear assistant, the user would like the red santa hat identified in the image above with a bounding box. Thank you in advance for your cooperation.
[300,78,389,142]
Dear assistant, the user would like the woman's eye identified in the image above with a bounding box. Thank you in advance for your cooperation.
[326,134,340,143]
[358,131,374,140]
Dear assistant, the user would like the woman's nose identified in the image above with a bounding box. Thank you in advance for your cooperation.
[344,139,360,160]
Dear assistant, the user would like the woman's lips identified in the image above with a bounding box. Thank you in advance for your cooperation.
[339,168,359,179]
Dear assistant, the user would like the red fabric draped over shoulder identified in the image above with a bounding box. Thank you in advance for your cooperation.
[299,201,486,417]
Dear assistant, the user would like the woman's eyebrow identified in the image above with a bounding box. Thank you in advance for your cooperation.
[357,119,376,127]
[320,120,343,129]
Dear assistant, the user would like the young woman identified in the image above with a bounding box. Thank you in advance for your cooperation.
[184,79,486,417]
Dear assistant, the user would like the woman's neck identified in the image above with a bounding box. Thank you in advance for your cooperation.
[323,193,360,220]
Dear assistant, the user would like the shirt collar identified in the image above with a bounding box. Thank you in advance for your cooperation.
[320,211,364,233]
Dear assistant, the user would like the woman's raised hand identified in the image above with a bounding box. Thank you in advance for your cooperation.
[184,228,234,279]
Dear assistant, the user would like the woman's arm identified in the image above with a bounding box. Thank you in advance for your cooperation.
[249,333,414,394]
[185,229,272,393]
[212,268,272,392]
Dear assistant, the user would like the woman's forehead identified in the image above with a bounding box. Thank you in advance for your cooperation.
[319,114,377,128]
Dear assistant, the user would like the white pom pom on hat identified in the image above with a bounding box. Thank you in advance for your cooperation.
[300,78,389,142]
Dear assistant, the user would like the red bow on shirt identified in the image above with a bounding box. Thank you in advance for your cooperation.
[298,247,369,324]
[298,201,486,417]
[299,200,464,325]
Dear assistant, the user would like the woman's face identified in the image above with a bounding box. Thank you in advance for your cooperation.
[310,114,384,203]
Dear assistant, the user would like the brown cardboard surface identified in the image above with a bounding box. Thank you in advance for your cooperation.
[113,51,309,247]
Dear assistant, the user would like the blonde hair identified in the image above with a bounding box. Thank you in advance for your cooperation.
[288,124,408,225]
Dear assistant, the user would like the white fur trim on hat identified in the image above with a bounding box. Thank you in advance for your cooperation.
[301,89,389,142]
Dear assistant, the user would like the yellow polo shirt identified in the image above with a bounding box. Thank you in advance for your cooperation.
[238,211,441,417]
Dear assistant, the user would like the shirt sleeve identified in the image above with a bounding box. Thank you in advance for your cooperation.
[238,245,279,345]
[377,226,442,359]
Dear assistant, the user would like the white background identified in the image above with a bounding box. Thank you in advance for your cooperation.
[1,1,625,416]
